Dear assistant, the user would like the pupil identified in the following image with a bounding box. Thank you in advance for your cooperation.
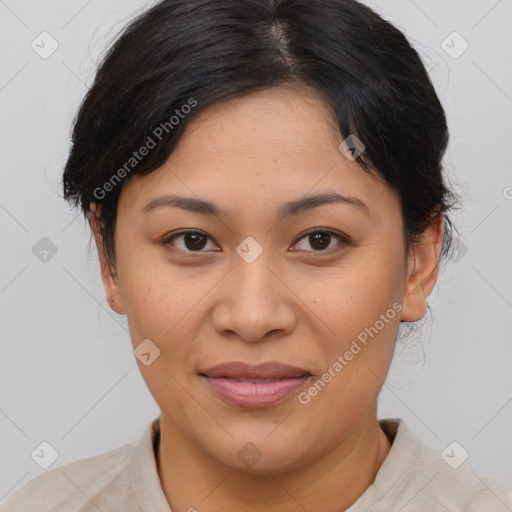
[311,232,330,250]
[186,233,206,250]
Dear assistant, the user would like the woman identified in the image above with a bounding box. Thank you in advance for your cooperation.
[2,0,511,510]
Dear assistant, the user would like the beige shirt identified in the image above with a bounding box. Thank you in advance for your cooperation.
[1,417,511,511]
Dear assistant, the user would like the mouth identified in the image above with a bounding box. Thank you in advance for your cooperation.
[199,361,312,409]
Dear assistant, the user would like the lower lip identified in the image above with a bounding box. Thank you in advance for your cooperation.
[202,376,311,408]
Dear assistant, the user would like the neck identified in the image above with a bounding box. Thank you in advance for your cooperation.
[156,408,391,512]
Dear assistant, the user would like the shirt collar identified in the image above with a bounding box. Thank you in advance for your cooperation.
[346,418,420,510]
[127,416,415,511]
[129,415,173,512]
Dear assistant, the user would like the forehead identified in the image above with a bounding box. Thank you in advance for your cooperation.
[180,86,341,159]
[118,87,399,223]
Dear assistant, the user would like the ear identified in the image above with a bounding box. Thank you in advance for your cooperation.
[400,213,444,322]
[88,202,124,314]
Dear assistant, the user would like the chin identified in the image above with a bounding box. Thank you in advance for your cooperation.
[200,432,309,475]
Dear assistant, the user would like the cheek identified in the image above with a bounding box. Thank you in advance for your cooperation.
[295,267,401,435]
[301,254,404,343]
[119,252,205,334]
[120,267,207,417]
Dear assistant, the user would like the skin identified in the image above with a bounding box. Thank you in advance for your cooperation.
[89,86,443,512]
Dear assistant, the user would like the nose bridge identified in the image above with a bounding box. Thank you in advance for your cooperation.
[232,232,274,286]
[232,244,279,311]
[212,241,296,341]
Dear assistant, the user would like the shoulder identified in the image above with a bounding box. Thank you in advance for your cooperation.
[0,442,133,512]
[377,418,512,511]
[416,437,512,510]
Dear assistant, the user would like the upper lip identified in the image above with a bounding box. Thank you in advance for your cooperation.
[200,361,311,379]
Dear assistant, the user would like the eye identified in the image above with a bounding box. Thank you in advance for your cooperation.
[162,230,219,253]
[161,228,350,255]
[290,229,350,253]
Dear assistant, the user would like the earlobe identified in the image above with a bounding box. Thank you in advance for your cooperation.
[400,215,443,323]
[89,202,124,314]
[401,275,428,322]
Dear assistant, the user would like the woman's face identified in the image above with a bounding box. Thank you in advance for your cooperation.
[94,87,437,472]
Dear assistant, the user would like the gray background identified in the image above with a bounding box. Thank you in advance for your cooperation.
[1,0,511,503]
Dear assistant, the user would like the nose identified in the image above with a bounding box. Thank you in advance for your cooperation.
[212,255,297,343]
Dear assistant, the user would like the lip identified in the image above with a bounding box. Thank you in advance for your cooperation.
[199,361,312,409]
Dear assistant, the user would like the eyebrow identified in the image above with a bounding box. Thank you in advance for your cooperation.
[141,192,370,219]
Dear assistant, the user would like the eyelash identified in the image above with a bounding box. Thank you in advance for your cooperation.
[161,228,351,256]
